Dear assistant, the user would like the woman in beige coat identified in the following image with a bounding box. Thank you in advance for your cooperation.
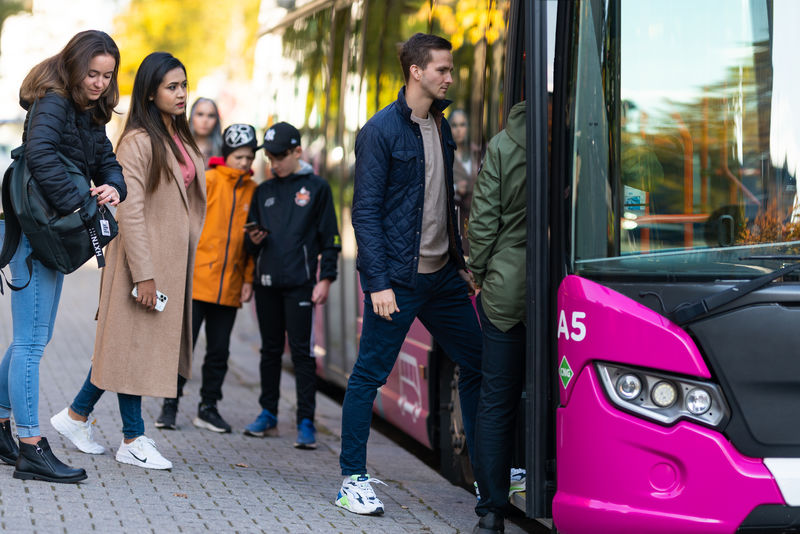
[50,52,206,471]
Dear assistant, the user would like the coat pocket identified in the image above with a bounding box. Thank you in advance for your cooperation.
[388,150,417,186]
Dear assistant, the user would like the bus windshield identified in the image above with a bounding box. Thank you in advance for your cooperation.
[569,0,800,279]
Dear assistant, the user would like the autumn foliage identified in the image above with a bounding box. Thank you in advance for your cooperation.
[738,201,800,244]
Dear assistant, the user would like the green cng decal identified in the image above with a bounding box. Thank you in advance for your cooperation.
[559,356,574,389]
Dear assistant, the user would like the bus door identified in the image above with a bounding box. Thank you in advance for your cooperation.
[525,0,558,523]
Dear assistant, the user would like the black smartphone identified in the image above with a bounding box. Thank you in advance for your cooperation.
[244,221,267,232]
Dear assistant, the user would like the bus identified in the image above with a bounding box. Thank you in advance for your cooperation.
[532,0,800,532]
[257,0,800,531]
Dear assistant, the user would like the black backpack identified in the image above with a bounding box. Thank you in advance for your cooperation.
[0,101,118,292]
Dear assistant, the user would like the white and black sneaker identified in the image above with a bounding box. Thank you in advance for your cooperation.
[193,403,232,433]
[335,474,387,515]
[116,436,172,470]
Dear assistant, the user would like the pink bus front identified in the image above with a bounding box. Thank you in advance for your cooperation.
[541,1,800,532]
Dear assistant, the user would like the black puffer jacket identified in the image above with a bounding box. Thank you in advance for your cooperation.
[21,91,126,215]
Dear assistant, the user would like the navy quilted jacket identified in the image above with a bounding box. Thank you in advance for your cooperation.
[352,87,465,292]
[21,92,126,215]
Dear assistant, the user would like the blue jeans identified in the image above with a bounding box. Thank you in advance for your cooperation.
[340,262,482,475]
[473,294,526,517]
[0,221,64,438]
[71,368,144,440]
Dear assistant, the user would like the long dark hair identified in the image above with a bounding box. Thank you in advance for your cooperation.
[120,52,200,194]
[19,30,120,124]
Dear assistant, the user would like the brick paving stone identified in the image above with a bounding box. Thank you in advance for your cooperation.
[0,266,530,533]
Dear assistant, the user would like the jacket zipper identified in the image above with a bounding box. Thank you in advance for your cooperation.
[217,176,243,303]
[303,244,311,280]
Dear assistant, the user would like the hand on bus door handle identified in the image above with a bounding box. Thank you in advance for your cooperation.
[372,288,400,320]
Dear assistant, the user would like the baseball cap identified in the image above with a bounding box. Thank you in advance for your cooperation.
[222,124,258,158]
[260,122,301,155]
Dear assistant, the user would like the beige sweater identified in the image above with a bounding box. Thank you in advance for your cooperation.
[411,112,449,273]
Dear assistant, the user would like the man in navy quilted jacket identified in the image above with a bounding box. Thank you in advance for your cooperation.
[335,33,483,516]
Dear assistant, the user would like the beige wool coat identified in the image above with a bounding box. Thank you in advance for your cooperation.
[90,129,206,398]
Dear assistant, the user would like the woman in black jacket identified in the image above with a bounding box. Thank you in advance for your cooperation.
[0,30,126,483]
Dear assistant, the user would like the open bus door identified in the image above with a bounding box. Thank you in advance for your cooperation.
[524,0,560,526]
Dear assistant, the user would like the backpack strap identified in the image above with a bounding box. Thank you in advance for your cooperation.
[0,102,38,294]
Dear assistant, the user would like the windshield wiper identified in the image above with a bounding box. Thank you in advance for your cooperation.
[669,258,800,325]
[740,255,800,260]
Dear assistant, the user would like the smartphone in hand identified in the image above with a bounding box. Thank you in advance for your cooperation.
[244,221,266,232]
[131,286,168,312]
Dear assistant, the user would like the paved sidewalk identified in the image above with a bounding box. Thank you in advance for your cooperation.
[0,265,527,533]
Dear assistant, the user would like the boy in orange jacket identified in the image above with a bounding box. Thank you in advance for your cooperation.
[156,124,259,432]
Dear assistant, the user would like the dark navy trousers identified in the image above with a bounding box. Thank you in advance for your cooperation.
[339,262,482,475]
[473,294,526,517]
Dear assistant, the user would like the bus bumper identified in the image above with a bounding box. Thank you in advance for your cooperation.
[552,365,784,534]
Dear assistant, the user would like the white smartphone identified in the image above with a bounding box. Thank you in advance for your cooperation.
[131,285,168,312]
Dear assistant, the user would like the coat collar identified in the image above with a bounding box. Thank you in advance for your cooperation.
[396,86,452,123]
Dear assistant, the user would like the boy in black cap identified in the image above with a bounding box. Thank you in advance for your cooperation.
[243,122,341,449]
[155,124,259,432]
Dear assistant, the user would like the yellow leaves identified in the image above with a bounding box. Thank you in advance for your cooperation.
[412,0,507,50]
[112,0,261,95]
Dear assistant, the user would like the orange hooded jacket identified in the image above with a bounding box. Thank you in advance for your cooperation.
[192,158,257,307]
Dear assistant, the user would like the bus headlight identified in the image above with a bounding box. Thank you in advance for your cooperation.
[595,362,729,429]
[616,374,642,400]
[651,381,677,408]
[686,388,712,415]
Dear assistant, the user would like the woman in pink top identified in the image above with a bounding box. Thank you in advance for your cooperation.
[50,52,206,472]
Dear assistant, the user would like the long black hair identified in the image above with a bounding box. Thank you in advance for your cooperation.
[120,52,200,194]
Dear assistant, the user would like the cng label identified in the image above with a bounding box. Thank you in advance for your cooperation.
[559,356,574,389]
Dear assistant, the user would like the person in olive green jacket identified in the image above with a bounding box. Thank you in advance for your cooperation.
[468,100,526,534]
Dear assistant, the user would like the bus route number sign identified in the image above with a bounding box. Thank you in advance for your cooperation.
[557,310,586,389]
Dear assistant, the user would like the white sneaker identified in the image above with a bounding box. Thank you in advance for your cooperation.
[335,474,387,515]
[50,407,105,454]
[116,436,172,470]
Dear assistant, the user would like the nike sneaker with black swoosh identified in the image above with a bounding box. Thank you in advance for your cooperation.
[115,436,172,470]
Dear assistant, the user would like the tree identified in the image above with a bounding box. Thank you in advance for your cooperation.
[0,0,30,55]
[112,0,260,94]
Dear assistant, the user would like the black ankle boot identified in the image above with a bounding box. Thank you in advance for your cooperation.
[0,420,18,465]
[13,436,87,483]
[473,512,504,534]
